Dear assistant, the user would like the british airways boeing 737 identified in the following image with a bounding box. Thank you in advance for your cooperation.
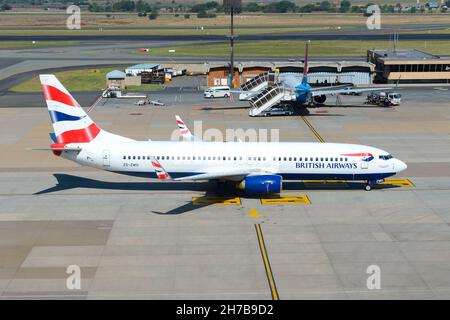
[39,74,407,193]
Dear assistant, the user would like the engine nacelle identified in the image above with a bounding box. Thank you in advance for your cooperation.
[238,175,282,194]
[313,95,326,105]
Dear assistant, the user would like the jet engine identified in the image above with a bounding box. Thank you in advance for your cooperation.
[313,95,326,105]
[237,175,282,194]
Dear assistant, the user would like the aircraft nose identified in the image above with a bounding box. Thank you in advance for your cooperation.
[396,159,407,172]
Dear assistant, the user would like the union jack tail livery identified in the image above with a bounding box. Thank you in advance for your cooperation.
[40,74,101,145]
[175,115,194,141]
[150,157,171,180]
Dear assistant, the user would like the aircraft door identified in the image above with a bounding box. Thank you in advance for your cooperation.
[361,159,368,169]
[102,149,110,167]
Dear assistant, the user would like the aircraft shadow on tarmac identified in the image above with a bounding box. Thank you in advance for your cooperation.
[34,174,399,214]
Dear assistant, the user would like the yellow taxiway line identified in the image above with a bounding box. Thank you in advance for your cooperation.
[255,223,279,300]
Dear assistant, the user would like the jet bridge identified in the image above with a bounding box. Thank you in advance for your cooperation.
[239,72,275,101]
[248,84,295,117]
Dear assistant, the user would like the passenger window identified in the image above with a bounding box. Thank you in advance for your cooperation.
[325,157,328,161]
[133,156,136,160]
[288,157,292,161]
[299,157,302,161]
[123,156,126,160]
[223,156,226,160]
[193,156,196,160]
[258,157,261,161]
[340,157,343,161]
[315,157,318,161]
[128,156,131,160]
[182,156,185,160]
[234,157,237,161]
[283,157,287,161]
[345,158,348,161]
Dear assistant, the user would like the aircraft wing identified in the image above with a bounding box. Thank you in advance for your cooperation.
[310,87,390,96]
[309,84,352,91]
[174,168,266,181]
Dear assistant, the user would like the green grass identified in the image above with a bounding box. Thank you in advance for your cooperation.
[10,68,116,93]
[126,84,165,91]
[147,40,450,57]
[0,41,79,49]
[0,26,344,37]
[10,68,166,93]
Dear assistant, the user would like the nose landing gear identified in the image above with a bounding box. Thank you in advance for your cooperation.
[364,179,385,191]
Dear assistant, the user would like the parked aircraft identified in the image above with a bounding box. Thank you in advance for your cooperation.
[241,42,391,116]
[287,42,390,106]
[39,74,407,193]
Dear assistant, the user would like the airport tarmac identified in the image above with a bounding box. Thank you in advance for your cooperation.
[0,88,450,299]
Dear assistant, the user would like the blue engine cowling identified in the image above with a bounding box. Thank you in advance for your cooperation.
[238,175,282,194]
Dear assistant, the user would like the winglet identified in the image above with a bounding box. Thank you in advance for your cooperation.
[175,115,194,141]
[150,156,171,180]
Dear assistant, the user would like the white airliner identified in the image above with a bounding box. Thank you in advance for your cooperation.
[39,74,407,193]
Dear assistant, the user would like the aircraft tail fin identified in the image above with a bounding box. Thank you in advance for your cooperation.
[39,74,101,145]
[302,41,310,85]
[150,156,172,180]
[175,115,194,141]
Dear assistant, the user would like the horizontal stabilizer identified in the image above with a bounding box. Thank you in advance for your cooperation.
[32,147,82,151]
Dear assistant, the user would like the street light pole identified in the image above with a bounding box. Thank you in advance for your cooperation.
[230,6,234,88]
[224,0,240,88]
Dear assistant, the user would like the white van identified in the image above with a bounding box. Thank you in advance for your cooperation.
[204,86,231,99]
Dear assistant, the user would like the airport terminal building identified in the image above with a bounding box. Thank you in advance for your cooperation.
[367,49,450,84]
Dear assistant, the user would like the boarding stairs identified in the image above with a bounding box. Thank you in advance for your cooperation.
[248,84,293,117]
[239,72,275,100]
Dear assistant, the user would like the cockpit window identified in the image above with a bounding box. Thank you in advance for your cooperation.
[379,154,393,160]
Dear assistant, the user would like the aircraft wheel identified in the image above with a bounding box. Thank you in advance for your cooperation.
[364,184,372,191]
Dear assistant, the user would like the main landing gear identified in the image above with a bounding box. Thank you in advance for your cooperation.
[364,179,385,191]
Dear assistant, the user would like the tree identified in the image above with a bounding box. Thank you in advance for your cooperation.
[191,1,219,12]
[245,2,261,12]
[340,0,351,12]
[1,3,12,11]
[184,13,190,19]
[263,1,297,13]
[148,12,159,20]
[136,0,145,12]
[350,5,360,13]
[197,10,216,18]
